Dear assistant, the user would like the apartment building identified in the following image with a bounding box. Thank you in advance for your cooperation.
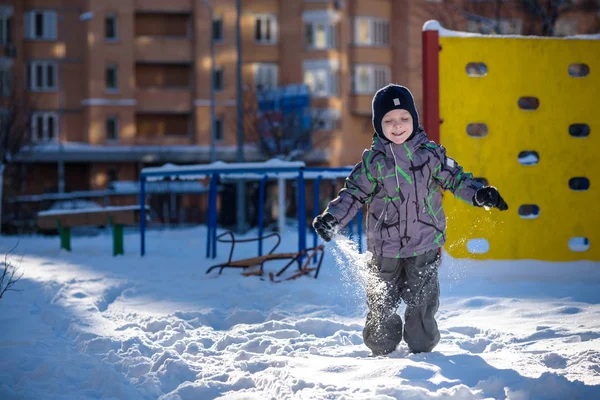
[0,0,597,204]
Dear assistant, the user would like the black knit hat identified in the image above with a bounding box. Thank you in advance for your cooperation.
[372,84,419,138]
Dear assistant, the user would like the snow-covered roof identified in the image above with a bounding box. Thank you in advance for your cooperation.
[141,161,355,181]
[15,143,330,164]
[221,168,353,181]
[11,181,209,203]
[110,180,207,193]
[423,20,600,40]
[141,159,307,180]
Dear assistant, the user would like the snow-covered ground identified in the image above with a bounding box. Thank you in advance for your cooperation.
[1,227,599,399]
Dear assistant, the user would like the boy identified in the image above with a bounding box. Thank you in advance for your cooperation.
[313,84,508,356]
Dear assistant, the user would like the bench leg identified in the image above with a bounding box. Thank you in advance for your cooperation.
[113,224,124,256]
[59,226,71,251]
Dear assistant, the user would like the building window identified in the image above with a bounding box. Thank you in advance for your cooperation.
[105,14,118,40]
[0,68,11,96]
[304,60,339,98]
[254,63,278,91]
[305,22,337,49]
[212,16,223,41]
[213,68,223,91]
[106,116,119,141]
[24,10,57,40]
[26,61,56,91]
[353,64,390,94]
[312,108,340,131]
[0,11,12,45]
[467,18,522,35]
[107,168,118,183]
[355,18,388,46]
[106,64,118,91]
[31,112,57,142]
[554,18,578,36]
[304,69,338,97]
[255,14,277,44]
[214,117,223,141]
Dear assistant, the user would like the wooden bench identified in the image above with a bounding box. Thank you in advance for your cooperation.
[206,231,325,281]
[37,205,149,256]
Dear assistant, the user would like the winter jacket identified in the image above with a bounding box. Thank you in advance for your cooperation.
[325,128,483,258]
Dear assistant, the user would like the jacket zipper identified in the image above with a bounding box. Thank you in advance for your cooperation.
[374,203,387,228]
[390,143,407,246]
[390,144,402,212]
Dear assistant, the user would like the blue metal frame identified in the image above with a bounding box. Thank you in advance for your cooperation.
[140,176,146,256]
[258,174,268,256]
[208,173,218,259]
[297,168,306,260]
[312,175,322,264]
[138,164,364,259]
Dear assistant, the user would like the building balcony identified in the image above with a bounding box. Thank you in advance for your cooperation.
[135,112,192,143]
[242,43,279,63]
[136,88,192,113]
[134,37,192,63]
[134,0,192,13]
[23,41,67,59]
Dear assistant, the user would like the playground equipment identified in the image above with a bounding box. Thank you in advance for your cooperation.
[37,205,149,256]
[205,231,325,280]
[138,160,362,260]
[422,20,599,261]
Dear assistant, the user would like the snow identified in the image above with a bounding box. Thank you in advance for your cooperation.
[38,205,146,217]
[221,169,353,181]
[142,161,353,182]
[569,238,591,252]
[423,19,600,40]
[466,239,490,254]
[109,181,207,194]
[142,159,306,181]
[142,159,305,176]
[47,199,103,211]
[1,227,599,399]
[518,154,539,166]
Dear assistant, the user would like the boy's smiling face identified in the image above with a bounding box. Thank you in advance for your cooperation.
[381,109,413,144]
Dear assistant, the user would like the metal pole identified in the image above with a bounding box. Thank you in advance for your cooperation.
[313,175,322,264]
[210,174,218,258]
[140,176,146,256]
[297,169,306,258]
[207,173,217,258]
[258,175,267,256]
[277,176,285,234]
[200,0,216,163]
[58,59,65,193]
[0,164,4,234]
[235,0,247,234]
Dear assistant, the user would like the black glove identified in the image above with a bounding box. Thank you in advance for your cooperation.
[473,186,509,211]
[312,213,339,242]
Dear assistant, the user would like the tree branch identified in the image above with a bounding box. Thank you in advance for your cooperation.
[0,241,23,300]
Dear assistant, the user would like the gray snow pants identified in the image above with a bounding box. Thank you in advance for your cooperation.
[362,249,441,355]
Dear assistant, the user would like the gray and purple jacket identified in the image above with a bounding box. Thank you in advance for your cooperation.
[325,128,483,259]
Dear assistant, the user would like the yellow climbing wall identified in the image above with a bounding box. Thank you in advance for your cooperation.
[439,35,600,261]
